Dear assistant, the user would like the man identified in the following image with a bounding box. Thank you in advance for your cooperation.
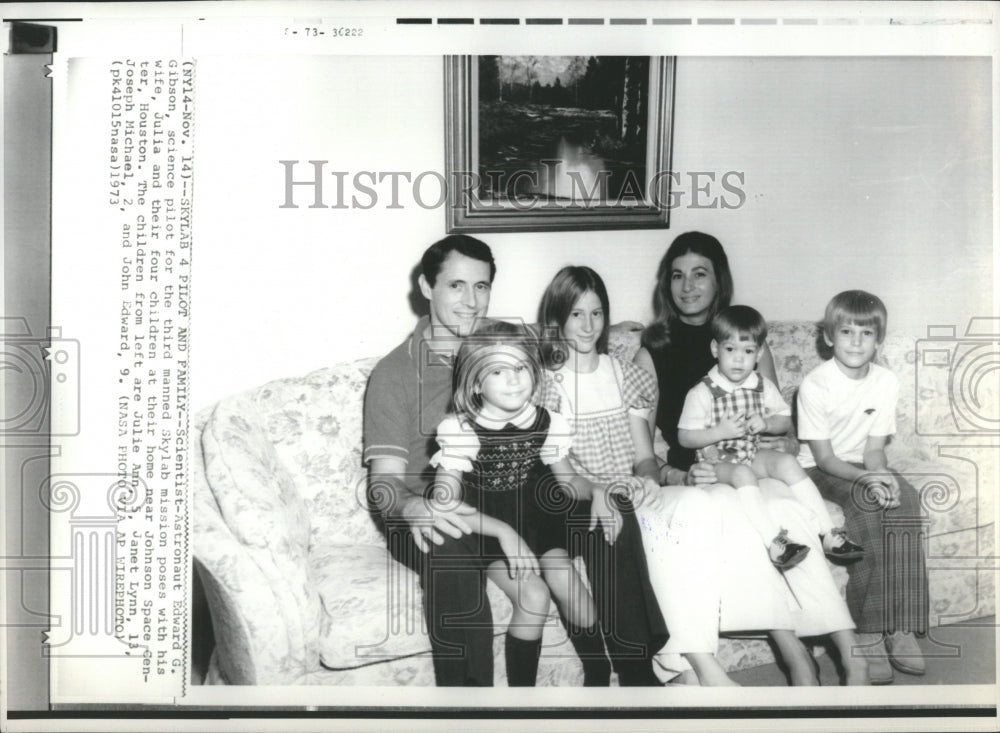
[363,234,664,686]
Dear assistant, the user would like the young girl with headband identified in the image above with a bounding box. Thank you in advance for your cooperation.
[430,320,617,687]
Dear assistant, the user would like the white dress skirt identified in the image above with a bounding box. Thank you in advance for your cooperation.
[636,478,854,682]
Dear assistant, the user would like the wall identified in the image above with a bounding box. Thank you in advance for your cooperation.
[190,55,993,410]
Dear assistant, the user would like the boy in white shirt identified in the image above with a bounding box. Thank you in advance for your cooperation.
[797,290,929,684]
[678,306,863,570]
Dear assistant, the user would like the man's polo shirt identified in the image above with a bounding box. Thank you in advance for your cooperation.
[363,316,456,492]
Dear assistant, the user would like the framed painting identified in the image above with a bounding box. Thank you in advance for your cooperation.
[444,55,676,233]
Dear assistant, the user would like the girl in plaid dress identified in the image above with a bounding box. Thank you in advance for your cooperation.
[430,320,616,686]
[678,305,864,570]
[540,266,745,686]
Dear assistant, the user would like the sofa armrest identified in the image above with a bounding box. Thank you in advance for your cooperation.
[193,400,324,684]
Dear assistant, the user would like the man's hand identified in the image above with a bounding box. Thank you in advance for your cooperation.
[590,486,623,544]
[401,494,475,552]
[497,527,540,579]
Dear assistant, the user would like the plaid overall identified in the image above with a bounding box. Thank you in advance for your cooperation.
[695,374,766,465]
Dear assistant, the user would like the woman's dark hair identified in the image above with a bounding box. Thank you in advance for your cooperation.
[538,266,611,368]
[641,231,734,350]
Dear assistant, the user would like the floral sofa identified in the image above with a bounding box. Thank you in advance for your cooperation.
[192,321,995,686]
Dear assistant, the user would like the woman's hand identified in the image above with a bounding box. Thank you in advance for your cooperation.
[757,434,800,455]
[590,485,624,544]
[497,526,540,579]
[685,461,719,486]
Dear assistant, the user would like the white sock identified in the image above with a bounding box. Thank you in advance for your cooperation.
[736,484,780,547]
[786,477,837,536]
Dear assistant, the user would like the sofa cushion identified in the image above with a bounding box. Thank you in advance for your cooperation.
[312,543,430,667]
[311,542,588,675]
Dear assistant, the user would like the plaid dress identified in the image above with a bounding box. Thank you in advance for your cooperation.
[541,355,657,483]
[695,374,765,465]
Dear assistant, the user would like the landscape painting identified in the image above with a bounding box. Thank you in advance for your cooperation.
[445,55,675,232]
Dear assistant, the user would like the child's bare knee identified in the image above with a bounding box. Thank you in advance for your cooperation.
[731,464,757,487]
[516,576,552,616]
[774,451,804,476]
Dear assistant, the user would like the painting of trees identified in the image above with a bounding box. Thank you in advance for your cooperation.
[476,56,652,203]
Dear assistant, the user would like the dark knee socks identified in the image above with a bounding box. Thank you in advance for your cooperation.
[566,622,612,686]
[505,633,542,687]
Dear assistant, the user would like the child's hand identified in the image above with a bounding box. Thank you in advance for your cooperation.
[884,474,901,506]
[497,527,540,579]
[859,473,900,509]
[637,476,665,512]
[717,413,749,440]
[590,486,624,544]
[746,415,767,435]
[606,475,642,500]
[874,472,902,508]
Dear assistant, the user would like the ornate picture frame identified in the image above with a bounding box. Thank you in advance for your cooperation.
[444,55,676,233]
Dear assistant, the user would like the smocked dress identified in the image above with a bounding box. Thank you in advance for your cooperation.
[432,406,573,559]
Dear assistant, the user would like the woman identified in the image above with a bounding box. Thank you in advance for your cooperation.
[634,231,867,686]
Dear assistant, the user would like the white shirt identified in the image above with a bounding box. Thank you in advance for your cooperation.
[796,359,899,469]
[548,354,652,421]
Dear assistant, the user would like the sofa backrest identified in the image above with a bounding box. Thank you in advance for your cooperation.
[609,320,940,465]
[249,357,385,547]
[196,357,384,549]
[198,320,961,558]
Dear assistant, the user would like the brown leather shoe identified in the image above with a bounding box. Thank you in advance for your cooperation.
[885,631,926,676]
[854,633,894,685]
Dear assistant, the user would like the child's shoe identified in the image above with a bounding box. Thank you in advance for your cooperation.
[822,527,865,562]
[769,528,810,570]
